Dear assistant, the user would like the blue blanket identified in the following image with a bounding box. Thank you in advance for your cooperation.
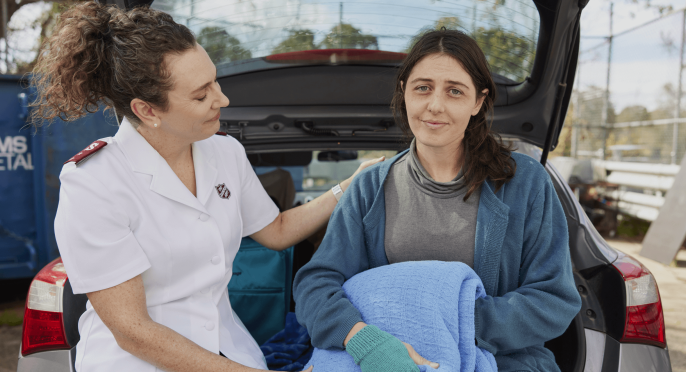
[260,312,313,371]
[305,261,497,372]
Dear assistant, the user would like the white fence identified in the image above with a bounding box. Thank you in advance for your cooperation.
[550,157,680,222]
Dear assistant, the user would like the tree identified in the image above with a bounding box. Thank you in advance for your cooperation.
[319,23,378,50]
[271,29,316,55]
[404,16,535,82]
[0,0,55,41]
[4,1,67,74]
[616,105,650,123]
[197,26,251,64]
[475,28,534,82]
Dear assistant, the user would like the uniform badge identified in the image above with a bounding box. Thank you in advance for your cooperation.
[215,183,231,199]
[64,140,108,165]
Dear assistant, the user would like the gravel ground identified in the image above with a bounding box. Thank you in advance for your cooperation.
[607,239,686,372]
[0,279,30,372]
[0,325,21,372]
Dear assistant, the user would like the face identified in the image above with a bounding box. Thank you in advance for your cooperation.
[140,43,230,143]
[403,53,487,151]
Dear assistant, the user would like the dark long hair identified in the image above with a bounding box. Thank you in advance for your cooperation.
[390,29,516,201]
[30,1,196,125]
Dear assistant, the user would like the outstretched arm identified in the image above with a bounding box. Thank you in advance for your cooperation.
[251,157,384,250]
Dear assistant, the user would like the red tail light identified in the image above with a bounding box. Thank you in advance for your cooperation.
[265,49,407,63]
[21,258,71,355]
[612,254,666,348]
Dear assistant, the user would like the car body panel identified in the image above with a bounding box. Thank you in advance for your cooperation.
[618,343,672,372]
[584,328,606,372]
[17,349,73,372]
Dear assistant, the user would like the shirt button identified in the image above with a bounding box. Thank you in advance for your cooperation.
[199,213,210,222]
[205,321,215,331]
[211,256,221,265]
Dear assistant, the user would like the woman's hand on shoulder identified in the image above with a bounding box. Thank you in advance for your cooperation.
[342,156,385,191]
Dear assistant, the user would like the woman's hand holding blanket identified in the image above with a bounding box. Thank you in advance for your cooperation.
[345,325,422,372]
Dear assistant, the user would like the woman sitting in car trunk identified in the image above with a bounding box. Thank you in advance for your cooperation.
[293,29,582,372]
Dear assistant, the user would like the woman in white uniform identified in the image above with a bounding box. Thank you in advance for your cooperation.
[31,2,382,371]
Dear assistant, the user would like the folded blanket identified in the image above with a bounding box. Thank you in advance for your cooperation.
[260,312,314,371]
[305,261,497,372]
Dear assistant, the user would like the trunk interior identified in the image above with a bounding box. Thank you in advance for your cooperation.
[61,143,592,372]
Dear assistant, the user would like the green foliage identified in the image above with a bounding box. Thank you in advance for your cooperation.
[616,216,651,239]
[475,27,534,82]
[197,27,252,64]
[319,23,378,50]
[403,16,535,82]
[616,105,650,123]
[272,29,317,54]
[0,309,23,326]
[270,24,378,56]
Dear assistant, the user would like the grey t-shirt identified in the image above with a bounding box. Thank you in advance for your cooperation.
[384,142,481,266]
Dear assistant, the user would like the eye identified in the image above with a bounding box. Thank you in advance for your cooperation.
[415,86,429,92]
[449,89,462,96]
[197,95,207,102]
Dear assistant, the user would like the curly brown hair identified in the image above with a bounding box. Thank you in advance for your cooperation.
[391,29,516,201]
[30,1,196,126]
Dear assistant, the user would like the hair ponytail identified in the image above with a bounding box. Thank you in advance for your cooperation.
[30,1,196,126]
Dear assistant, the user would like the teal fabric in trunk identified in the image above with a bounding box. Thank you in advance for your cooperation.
[229,237,294,345]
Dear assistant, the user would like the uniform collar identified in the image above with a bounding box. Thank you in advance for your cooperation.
[114,117,218,211]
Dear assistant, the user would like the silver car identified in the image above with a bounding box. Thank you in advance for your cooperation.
[17,0,672,371]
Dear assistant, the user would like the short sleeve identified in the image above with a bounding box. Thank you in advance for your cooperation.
[236,148,279,237]
[55,168,151,294]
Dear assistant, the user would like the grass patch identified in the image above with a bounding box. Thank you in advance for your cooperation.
[0,309,23,326]
[616,216,651,239]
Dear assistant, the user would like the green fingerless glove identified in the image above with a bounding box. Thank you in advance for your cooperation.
[345,325,419,372]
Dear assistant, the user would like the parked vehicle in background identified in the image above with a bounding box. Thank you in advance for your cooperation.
[16,0,673,371]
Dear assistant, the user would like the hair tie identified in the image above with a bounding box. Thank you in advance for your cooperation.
[440,26,447,31]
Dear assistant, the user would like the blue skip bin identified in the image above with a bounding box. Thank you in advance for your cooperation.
[0,74,119,279]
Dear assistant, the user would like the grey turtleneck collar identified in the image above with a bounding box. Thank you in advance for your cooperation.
[408,138,467,198]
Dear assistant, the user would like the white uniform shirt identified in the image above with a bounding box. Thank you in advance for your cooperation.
[55,117,279,371]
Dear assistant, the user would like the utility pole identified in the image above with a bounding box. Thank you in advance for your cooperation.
[572,64,582,158]
[338,2,343,48]
[600,3,613,160]
[672,9,685,165]
[1,0,8,73]
[187,0,194,27]
[471,1,477,35]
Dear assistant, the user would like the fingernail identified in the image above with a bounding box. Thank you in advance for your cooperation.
[430,362,439,369]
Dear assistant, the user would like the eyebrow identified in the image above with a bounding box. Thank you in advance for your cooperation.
[409,77,470,90]
[190,72,218,95]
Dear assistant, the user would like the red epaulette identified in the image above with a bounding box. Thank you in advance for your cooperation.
[64,140,108,165]
[215,132,228,136]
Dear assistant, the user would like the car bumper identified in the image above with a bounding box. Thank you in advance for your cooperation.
[585,328,672,372]
[17,348,74,372]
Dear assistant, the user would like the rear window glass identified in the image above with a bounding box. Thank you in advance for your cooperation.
[152,0,540,82]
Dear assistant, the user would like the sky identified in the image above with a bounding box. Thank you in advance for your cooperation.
[3,0,685,112]
[577,0,686,112]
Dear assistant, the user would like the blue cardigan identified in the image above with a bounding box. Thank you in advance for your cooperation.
[293,151,582,371]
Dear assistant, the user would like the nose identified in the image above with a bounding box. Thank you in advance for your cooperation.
[426,91,445,114]
[212,82,230,108]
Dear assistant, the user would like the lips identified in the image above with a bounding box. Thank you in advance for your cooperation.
[208,113,220,122]
[422,120,448,129]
